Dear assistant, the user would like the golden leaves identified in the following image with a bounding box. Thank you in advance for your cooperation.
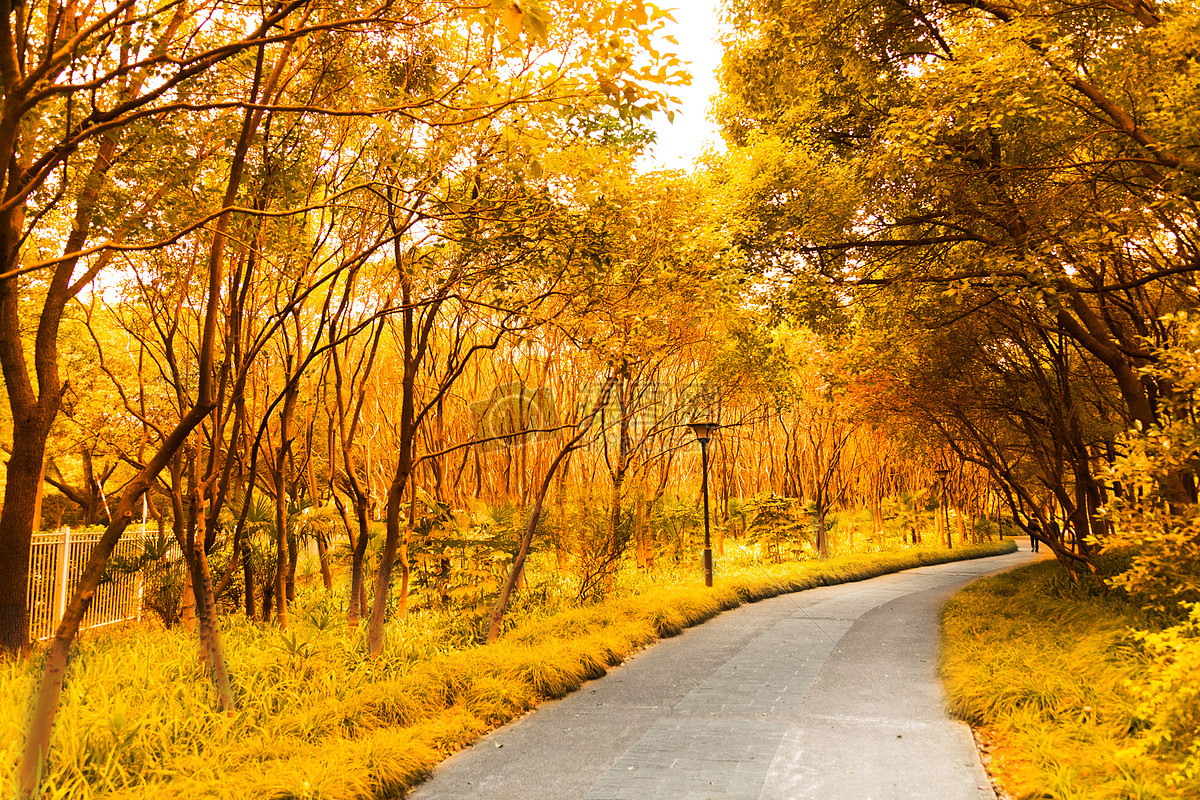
[502,3,524,44]
[491,0,549,46]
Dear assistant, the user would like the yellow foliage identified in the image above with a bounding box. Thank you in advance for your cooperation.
[1126,605,1200,792]
[942,560,1193,800]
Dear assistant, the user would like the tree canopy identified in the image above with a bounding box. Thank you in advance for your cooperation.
[2,1,1199,794]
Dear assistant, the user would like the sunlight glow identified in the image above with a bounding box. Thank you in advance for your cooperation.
[636,1,726,173]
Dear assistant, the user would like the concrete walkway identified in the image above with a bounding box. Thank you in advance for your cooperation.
[410,544,1042,800]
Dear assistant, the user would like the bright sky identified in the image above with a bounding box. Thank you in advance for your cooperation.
[636,1,727,173]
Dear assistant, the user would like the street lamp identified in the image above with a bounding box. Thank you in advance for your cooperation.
[934,468,951,549]
[689,421,720,588]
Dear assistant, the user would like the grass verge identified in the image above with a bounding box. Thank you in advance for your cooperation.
[941,558,1198,800]
[8,540,1014,799]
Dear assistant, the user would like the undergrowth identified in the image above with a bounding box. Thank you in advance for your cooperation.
[941,559,1199,800]
[7,540,1014,798]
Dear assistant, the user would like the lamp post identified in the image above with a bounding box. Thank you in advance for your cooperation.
[690,421,719,588]
[934,468,951,549]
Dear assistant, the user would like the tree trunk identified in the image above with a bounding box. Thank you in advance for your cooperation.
[32,452,48,534]
[261,569,274,621]
[243,541,256,620]
[397,482,417,617]
[488,375,616,643]
[17,398,216,797]
[286,532,299,602]
[872,500,884,548]
[815,486,829,559]
[316,535,333,591]
[634,490,648,570]
[0,429,47,653]
[367,477,407,655]
[273,384,297,629]
[187,501,234,710]
[348,499,370,630]
[365,222,421,656]
[607,470,624,591]
[172,469,197,630]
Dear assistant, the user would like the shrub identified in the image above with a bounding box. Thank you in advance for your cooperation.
[1126,605,1200,791]
[1100,313,1200,617]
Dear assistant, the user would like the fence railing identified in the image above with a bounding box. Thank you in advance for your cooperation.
[27,528,181,642]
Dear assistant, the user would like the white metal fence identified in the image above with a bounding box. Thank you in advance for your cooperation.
[27,528,180,641]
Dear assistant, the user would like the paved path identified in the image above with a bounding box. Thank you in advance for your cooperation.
[410,544,1043,800]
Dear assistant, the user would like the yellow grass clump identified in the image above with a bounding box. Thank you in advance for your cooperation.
[941,559,1198,799]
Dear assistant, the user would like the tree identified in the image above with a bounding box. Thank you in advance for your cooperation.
[0,0,685,655]
[11,1,684,793]
[0,0,318,653]
[1102,313,1200,615]
[485,368,619,642]
[717,0,1200,573]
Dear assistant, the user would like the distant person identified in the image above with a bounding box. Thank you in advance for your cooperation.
[1028,517,1042,553]
[1046,519,1061,548]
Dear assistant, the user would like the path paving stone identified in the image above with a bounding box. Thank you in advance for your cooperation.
[585,719,788,800]
[672,618,852,715]
[409,546,1042,800]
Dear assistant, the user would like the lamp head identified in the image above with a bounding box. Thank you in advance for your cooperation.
[689,421,720,443]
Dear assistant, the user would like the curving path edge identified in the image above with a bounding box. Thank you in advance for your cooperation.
[410,544,1044,800]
